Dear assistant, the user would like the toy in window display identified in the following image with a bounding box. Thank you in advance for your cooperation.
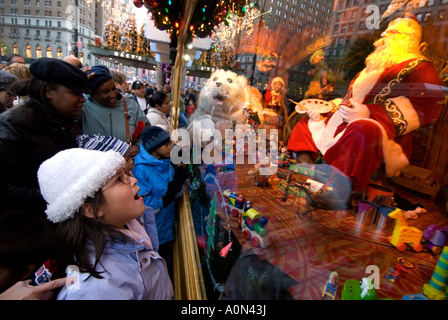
[262,77,291,139]
[263,77,285,125]
[387,208,423,252]
[287,15,445,193]
[223,189,254,219]
[243,85,264,128]
[241,208,269,248]
[422,246,448,300]
[276,162,352,210]
[402,293,429,300]
[278,144,295,168]
[307,50,336,101]
[243,107,261,129]
[248,157,276,187]
[341,277,378,300]
[422,225,448,255]
[186,70,264,149]
[385,257,415,283]
[222,190,269,248]
[322,271,339,300]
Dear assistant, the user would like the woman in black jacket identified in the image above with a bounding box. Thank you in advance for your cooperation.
[0,58,89,215]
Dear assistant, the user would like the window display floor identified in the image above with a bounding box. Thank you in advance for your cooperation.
[203,163,448,300]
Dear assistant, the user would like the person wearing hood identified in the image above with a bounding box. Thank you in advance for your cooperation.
[81,65,150,158]
[132,126,189,281]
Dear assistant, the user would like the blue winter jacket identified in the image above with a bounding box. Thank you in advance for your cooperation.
[133,145,176,245]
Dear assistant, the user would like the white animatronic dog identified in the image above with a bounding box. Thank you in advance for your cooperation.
[186,70,264,148]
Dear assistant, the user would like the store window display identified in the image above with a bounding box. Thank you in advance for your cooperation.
[185,11,447,302]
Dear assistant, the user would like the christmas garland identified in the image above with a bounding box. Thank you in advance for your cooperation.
[134,0,247,43]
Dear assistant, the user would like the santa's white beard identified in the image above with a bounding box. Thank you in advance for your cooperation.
[365,34,420,72]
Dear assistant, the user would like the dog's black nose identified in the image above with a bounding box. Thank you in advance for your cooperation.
[216,82,222,87]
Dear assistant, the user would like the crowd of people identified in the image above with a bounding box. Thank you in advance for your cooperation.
[128,78,199,126]
[0,54,192,300]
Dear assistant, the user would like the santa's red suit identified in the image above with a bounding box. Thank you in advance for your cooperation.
[287,58,444,192]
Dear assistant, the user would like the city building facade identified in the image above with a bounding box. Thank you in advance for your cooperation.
[0,0,97,64]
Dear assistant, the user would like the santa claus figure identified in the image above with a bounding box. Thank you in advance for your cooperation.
[287,15,444,192]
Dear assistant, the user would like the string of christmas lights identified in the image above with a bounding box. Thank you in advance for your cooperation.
[211,2,261,52]
[133,0,249,42]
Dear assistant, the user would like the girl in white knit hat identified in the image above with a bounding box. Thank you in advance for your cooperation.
[37,148,173,300]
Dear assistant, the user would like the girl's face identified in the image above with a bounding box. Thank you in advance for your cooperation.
[91,79,118,107]
[157,97,171,115]
[96,167,145,229]
[45,85,86,118]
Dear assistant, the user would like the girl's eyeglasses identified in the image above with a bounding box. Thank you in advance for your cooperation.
[102,172,131,192]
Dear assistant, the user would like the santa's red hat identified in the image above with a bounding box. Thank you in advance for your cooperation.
[385,14,422,41]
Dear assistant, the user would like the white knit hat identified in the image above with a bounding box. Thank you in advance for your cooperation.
[38,148,125,223]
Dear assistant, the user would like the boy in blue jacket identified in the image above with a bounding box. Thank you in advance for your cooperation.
[132,126,189,281]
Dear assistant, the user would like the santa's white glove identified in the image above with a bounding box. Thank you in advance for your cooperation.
[339,98,370,122]
[307,108,322,121]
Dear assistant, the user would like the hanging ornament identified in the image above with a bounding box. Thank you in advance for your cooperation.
[144,0,158,8]
[133,0,144,8]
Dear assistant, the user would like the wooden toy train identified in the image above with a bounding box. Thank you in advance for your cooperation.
[223,190,269,248]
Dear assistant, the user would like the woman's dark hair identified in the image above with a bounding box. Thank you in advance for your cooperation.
[149,91,167,109]
[9,78,57,105]
[56,190,127,279]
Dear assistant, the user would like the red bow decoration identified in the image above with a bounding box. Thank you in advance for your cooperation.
[132,121,146,145]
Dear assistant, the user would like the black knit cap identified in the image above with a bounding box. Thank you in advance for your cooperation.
[29,57,89,94]
[86,65,112,92]
[142,126,171,154]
